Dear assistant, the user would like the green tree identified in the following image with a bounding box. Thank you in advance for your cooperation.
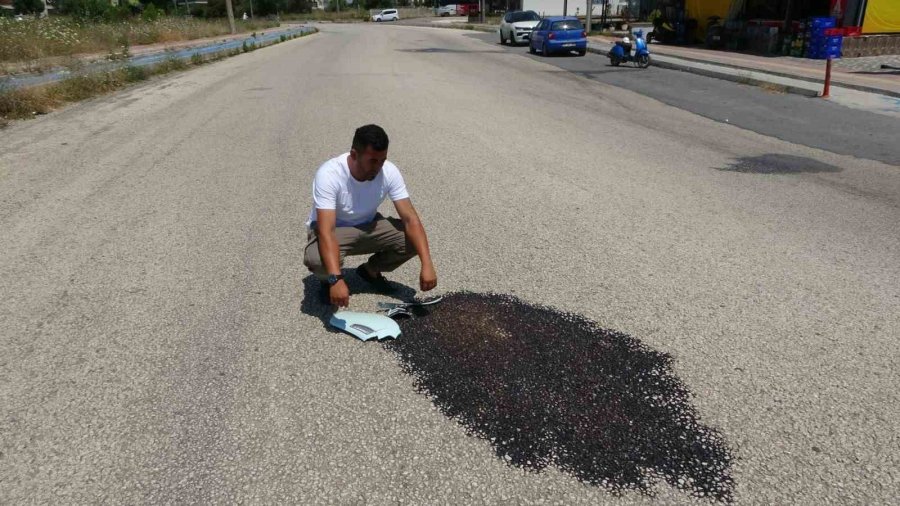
[14,0,45,14]
[59,0,112,20]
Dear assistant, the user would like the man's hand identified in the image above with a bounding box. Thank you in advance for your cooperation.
[420,263,437,292]
[329,280,350,307]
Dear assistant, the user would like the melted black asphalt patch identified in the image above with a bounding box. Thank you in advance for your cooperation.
[719,154,843,174]
[383,292,736,502]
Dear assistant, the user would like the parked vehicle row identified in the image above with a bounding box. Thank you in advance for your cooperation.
[499,10,652,67]
[437,2,480,17]
[500,11,587,57]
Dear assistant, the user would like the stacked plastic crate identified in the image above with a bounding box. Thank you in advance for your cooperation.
[806,17,842,60]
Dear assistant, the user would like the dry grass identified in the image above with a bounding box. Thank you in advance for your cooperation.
[0,29,313,126]
[0,85,56,119]
[0,16,279,64]
[280,11,371,23]
[0,67,161,121]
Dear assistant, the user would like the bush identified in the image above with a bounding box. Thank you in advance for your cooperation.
[123,64,148,82]
[141,4,163,22]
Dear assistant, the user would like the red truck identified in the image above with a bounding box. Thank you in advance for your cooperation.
[456,2,480,16]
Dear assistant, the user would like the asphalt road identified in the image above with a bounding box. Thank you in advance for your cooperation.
[1,23,898,504]
[465,30,900,166]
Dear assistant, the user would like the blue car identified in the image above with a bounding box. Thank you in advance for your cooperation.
[529,17,587,56]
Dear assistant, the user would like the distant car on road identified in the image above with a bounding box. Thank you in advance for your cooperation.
[499,10,541,45]
[529,17,587,56]
[372,9,399,22]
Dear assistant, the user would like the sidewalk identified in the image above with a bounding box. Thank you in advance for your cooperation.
[586,38,900,118]
[588,34,900,98]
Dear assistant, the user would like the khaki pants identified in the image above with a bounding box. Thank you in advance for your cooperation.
[303,214,416,280]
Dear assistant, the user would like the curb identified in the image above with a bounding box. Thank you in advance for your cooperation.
[623,49,900,99]
[584,46,820,98]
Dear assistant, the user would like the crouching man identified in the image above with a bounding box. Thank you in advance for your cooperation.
[304,124,437,307]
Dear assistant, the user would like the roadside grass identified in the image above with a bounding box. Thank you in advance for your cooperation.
[0,30,314,126]
[0,16,279,65]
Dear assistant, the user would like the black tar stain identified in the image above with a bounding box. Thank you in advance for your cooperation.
[383,292,736,502]
[719,154,842,174]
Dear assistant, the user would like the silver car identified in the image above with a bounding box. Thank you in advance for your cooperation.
[372,9,399,22]
[499,10,541,45]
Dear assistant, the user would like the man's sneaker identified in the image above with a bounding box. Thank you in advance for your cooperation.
[356,264,395,293]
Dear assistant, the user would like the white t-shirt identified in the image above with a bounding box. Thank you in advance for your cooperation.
[307,153,410,227]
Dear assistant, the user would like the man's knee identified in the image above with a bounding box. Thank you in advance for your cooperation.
[383,218,414,256]
[303,246,327,279]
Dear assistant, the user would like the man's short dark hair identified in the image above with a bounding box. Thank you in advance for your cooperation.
[352,124,390,153]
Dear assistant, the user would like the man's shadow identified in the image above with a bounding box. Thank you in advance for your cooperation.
[299,269,418,330]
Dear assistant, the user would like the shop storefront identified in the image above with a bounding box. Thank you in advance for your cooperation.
[646,0,898,56]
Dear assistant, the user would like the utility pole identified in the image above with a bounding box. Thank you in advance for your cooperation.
[250,0,254,18]
[600,0,607,30]
[586,0,592,33]
[225,0,236,34]
[563,0,567,16]
[781,0,795,51]
[856,0,868,28]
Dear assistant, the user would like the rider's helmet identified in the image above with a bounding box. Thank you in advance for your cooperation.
[622,36,631,44]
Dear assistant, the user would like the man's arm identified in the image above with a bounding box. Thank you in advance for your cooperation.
[392,198,437,291]
[315,209,350,306]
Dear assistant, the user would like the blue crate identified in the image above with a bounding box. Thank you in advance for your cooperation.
[809,17,836,29]
[808,35,843,46]
[808,27,834,37]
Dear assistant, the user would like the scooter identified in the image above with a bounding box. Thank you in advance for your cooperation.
[608,30,651,68]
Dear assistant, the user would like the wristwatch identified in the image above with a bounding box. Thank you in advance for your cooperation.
[326,274,344,286]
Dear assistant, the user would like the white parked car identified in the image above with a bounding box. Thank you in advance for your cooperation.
[499,10,541,45]
[372,9,399,22]
[436,5,457,17]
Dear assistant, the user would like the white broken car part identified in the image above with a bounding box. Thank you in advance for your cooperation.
[329,311,401,341]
